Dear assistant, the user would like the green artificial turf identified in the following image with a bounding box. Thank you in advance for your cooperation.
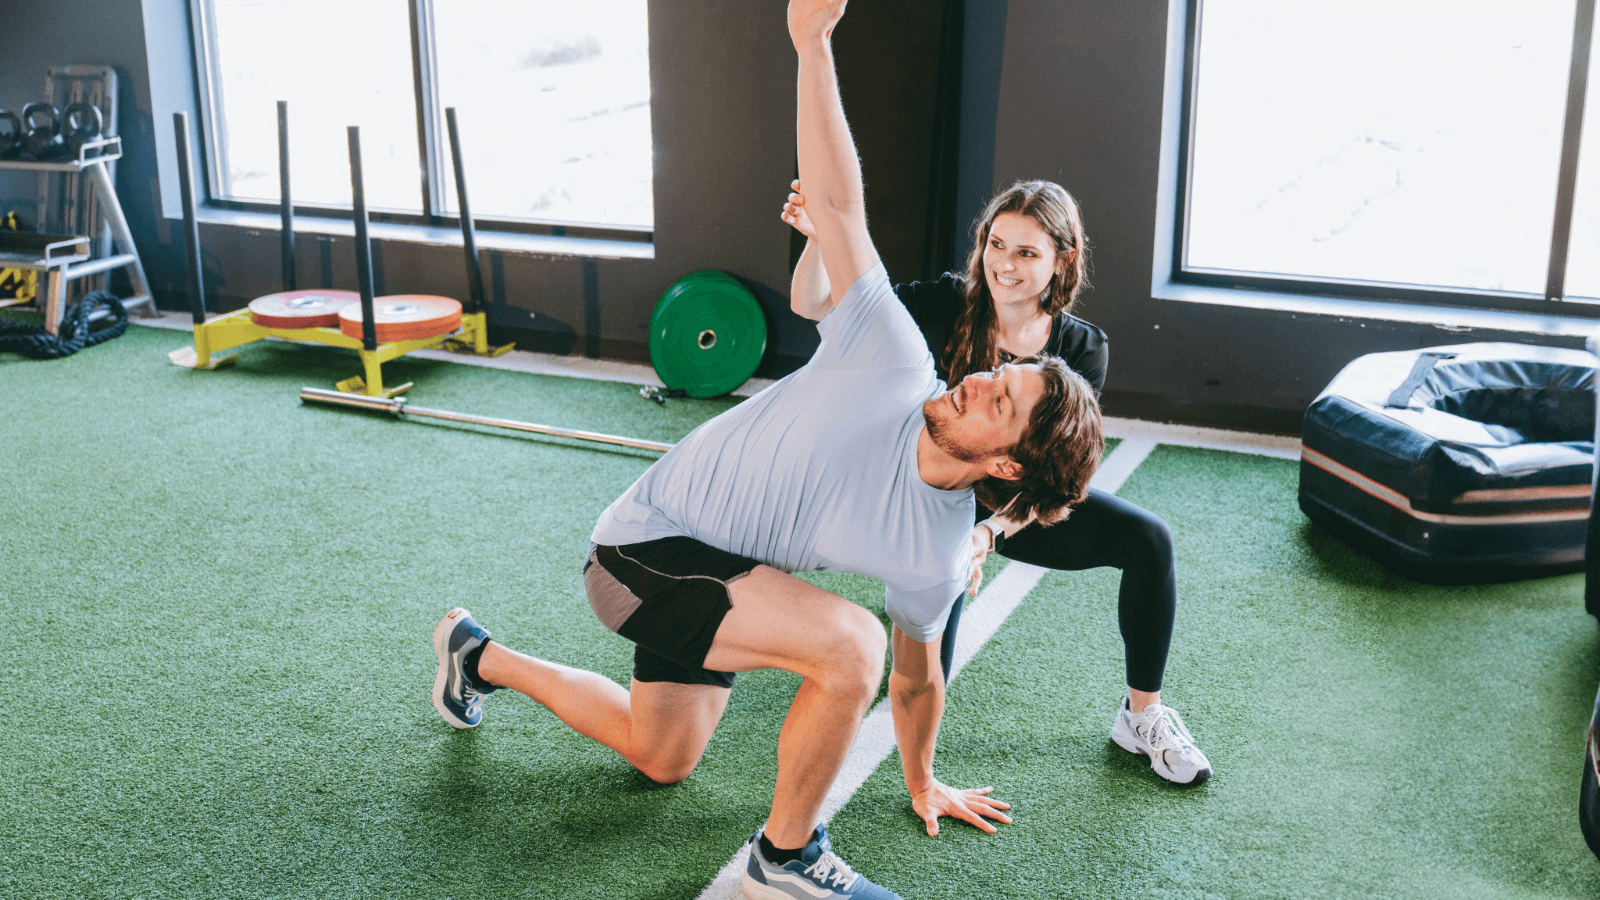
[835,446,1596,899]
[1,325,1595,898]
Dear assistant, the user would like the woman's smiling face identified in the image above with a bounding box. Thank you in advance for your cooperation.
[982,211,1060,306]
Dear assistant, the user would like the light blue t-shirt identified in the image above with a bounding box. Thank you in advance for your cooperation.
[591,263,974,642]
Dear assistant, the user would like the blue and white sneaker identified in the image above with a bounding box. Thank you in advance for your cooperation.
[742,825,900,900]
[432,607,495,729]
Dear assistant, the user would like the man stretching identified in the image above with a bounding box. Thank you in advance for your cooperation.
[430,1,1102,897]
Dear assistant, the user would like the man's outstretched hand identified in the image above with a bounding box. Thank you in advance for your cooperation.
[911,780,1014,837]
[788,0,849,49]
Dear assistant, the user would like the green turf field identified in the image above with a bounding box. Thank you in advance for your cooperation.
[1,324,1595,899]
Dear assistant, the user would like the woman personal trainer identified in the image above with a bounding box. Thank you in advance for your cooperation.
[783,178,1211,786]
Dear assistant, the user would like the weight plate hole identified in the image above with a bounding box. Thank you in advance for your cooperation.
[698,329,717,350]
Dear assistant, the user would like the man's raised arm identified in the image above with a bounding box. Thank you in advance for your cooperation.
[789,0,879,309]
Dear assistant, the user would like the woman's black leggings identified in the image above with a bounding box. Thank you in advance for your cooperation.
[938,488,1177,691]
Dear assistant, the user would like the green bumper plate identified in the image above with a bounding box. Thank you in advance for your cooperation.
[649,270,767,398]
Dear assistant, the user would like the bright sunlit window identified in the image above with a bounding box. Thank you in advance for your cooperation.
[194,0,655,231]
[1181,0,1596,306]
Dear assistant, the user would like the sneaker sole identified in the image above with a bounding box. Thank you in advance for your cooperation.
[742,869,837,900]
[1111,722,1211,786]
[432,608,477,729]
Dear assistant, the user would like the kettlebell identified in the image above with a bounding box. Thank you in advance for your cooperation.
[21,102,65,162]
[0,110,21,160]
[62,103,103,160]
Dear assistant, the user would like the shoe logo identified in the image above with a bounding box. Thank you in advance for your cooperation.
[768,870,834,898]
[447,610,461,620]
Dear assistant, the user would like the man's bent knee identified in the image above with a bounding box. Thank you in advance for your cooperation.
[814,603,887,696]
[639,762,697,785]
[631,752,701,785]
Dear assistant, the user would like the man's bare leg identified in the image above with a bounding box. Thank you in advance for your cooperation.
[476,564,885,847]
[702,566,888,851]
[478,642,731,784]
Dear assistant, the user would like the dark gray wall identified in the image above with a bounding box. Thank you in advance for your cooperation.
[832,0,962,285]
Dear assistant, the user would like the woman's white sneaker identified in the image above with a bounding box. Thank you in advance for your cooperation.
[1110,697,1212,785]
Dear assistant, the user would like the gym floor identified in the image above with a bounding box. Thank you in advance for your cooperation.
[1,321,1593,899]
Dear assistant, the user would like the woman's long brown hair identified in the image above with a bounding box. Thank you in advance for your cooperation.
[943,181,1089,384]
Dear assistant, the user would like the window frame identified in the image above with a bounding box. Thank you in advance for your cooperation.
[187,0,654,244]
[1169,0,1597,316]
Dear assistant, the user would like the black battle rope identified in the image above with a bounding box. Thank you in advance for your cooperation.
[0,290,128,359]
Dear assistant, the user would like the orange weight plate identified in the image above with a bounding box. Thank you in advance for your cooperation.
[338,294,462,342]
[248,289,359,329]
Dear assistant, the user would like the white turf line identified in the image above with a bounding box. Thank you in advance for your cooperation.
[691,440,1161,900]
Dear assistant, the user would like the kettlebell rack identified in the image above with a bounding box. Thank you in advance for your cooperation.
[0,137,155,335]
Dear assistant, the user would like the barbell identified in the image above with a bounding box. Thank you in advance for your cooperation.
[299,386,675,454]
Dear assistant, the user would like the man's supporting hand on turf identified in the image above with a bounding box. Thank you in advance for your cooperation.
[891,626,1014,836]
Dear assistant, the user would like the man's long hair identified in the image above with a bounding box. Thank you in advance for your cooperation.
[976,354,1103,526]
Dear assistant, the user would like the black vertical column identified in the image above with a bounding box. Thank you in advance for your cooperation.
[278,101,296,292]
[348,126,377,351]
[445,107,485,316]
[172,111,206,325]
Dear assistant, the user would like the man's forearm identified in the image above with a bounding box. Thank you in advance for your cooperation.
[889,666,944,796]
[795,42,865,226]
[794,34,876,297]
[790,237,834,321]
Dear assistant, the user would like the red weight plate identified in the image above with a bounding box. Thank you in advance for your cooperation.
[247,289,359,329]
[338,294,462,343]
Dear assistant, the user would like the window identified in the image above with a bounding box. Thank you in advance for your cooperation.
[1176,0,1596,312]
[192,0,654,233]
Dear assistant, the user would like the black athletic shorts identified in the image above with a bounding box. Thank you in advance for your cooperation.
[583,537,760,689]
